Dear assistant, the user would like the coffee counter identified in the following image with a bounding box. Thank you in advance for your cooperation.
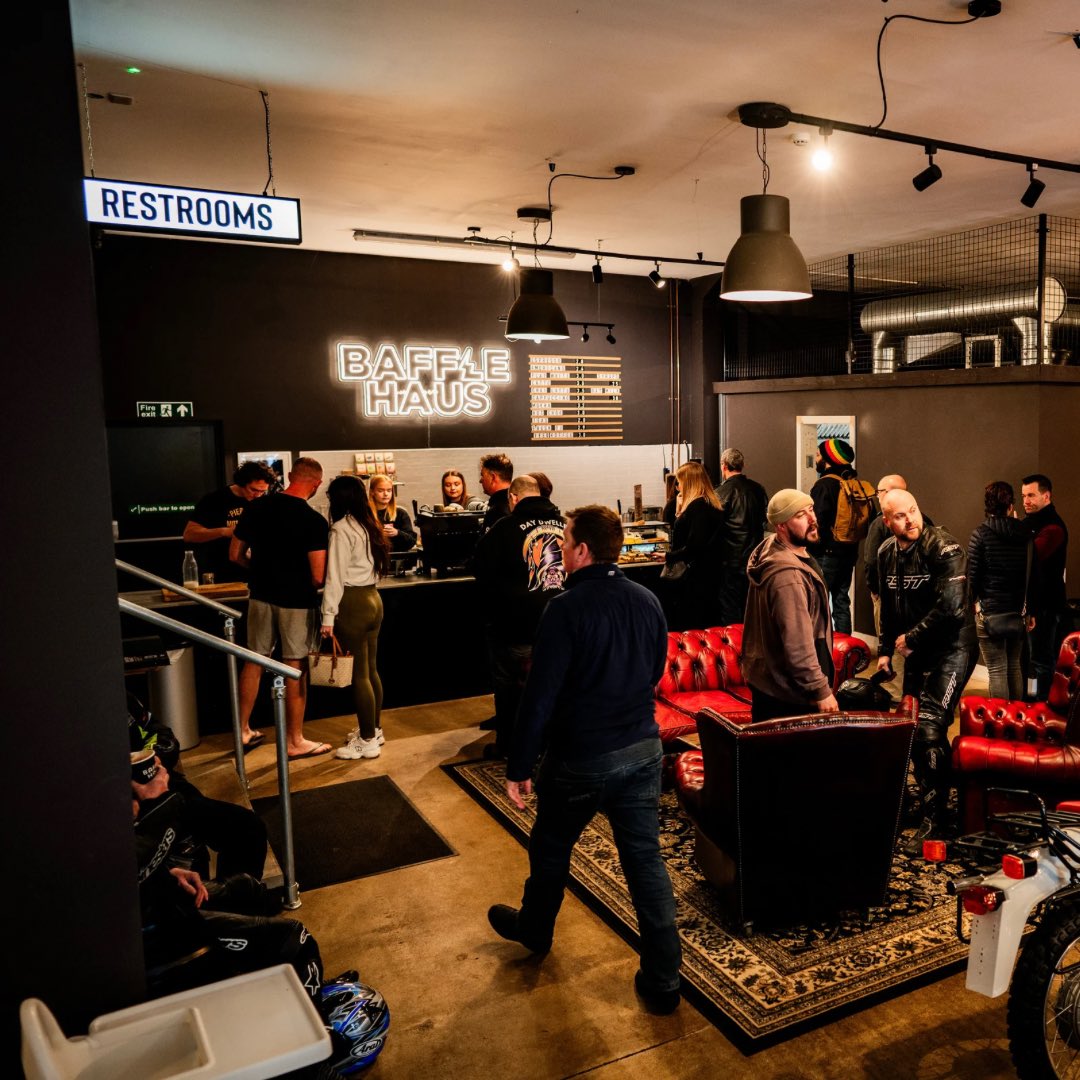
[119,562,662,733]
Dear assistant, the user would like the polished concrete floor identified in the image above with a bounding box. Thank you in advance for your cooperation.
[184,676,1020,1080]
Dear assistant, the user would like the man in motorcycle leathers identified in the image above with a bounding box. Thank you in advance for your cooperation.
[876,489,977,849]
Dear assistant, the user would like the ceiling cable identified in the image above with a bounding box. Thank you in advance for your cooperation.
[79,62,96,178]
[872,9,989,130]
[260,89,276,197]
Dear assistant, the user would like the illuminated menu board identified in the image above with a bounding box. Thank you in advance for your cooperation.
[529,355,623,442]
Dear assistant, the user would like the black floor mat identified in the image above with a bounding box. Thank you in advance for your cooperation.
[251,775,454,890]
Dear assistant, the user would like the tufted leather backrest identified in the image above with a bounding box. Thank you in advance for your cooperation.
[959,632,1080,744]
[655,623,871,699]
[657,628,744,696]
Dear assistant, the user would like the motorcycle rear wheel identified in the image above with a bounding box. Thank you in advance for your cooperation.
[1008,905,1080,1078]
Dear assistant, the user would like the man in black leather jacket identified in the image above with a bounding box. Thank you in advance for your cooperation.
[713,448,768,624]
[876,489,977,849]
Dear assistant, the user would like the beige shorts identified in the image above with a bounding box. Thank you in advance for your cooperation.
[247,599,317,660]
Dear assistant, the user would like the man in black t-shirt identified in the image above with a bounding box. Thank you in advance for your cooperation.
[230,458,330,758]
[183,461,274,582]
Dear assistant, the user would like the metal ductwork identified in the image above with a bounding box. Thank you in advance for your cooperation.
[860,277,1067,372]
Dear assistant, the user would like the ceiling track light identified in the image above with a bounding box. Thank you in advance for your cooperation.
[1021,162,1046,208]
[912,145,942,192]
[811,125,833,172]
[502,244,520,272]
[649,262,666,288]
[592,240,604,284]
[566,321,615,344]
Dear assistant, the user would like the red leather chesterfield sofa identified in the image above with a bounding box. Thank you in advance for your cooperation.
[674,699,917,931]
[953,632,1080,832]
[654,624,872,747]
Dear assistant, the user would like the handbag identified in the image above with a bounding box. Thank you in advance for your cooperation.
[981,539,1033,641]
[308,634,354,687]
[660,559,689,582]
[983,610,1026,639]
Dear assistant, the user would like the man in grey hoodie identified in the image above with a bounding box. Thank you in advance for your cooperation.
[743,489,840,723]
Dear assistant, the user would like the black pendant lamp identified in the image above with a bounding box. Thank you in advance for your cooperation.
[719,194,811,302]
[505,268,569,343]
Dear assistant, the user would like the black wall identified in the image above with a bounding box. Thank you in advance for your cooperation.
[94,236,700,461]
[4,0,144,1059]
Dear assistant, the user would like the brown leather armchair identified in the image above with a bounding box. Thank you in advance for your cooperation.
[674,700,917,932]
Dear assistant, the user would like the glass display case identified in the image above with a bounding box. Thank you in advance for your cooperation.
[618,521,670,565]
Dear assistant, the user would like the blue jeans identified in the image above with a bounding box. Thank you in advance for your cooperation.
[818,550,856,634]
[518,737,681,993]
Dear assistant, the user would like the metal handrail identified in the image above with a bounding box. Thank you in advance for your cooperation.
[117,558,248,784]
[119,597,303,909]
[116,559,243,618]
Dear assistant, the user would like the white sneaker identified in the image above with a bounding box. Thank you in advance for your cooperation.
[375,727,385,746]
[335,735,380,760]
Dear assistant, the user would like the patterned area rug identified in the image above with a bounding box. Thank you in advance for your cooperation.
[446,757,971,1045]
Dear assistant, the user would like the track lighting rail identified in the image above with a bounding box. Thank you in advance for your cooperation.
[353,228,724,269]
[738,102,1080,176]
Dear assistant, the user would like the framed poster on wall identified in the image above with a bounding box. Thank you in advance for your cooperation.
[237,451,292,493]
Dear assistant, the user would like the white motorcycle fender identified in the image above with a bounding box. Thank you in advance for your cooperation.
[966,857,1072,998]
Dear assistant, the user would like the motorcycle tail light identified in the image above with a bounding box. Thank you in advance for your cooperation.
[960,885,1005,915]
[923,839,948,862]
[1002,853,1038,879]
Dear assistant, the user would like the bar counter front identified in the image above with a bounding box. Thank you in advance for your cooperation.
[120,563,663,734]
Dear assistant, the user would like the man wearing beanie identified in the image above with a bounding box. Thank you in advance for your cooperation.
[742,489,839,722]
[809,438,868,634]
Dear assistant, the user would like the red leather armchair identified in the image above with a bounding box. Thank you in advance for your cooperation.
[953,632,1080,832]
[674,700,917,931]
[654,624,872,747]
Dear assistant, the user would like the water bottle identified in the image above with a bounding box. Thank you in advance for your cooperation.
[182,550,199,588]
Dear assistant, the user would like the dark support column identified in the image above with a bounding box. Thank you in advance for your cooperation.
[2,0,144,1060]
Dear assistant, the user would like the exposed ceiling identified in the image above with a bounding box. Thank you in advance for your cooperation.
[69,0,1080,280]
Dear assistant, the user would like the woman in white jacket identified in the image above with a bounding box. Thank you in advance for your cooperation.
[321,476,391,759]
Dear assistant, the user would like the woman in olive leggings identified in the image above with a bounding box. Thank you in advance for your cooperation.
[320,476,391,760]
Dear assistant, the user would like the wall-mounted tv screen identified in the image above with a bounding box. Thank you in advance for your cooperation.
[107,421,223,539]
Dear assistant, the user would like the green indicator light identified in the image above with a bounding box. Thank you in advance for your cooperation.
[125,66,141,75]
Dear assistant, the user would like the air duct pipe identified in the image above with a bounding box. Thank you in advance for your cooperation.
[860,277,1066,372]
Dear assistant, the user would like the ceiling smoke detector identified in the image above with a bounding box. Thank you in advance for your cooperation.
[791,131,811,147]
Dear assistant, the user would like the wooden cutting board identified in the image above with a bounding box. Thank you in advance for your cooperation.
[161,582,249,601]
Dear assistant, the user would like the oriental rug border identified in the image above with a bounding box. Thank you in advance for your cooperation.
[444,757,970,1046]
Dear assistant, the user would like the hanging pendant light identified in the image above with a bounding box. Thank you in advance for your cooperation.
[505,267,569,342]
[720,116,811,303]
[719,194,811,302]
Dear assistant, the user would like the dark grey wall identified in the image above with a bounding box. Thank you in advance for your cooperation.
[719,370,1080,633]
[3,0,143,1059]
[94,236,697,463]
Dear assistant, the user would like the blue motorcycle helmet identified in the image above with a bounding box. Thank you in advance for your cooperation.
[320,979,390,1073]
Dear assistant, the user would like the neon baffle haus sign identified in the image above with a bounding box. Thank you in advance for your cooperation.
[336,342,512,419]
[84,179,302,244]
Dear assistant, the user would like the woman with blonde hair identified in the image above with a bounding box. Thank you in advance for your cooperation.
[368,473,416,552]
[663,461,725,629]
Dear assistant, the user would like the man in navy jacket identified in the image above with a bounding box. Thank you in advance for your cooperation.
[487,505,681,1014]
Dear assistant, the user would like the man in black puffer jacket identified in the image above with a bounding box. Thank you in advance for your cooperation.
[877,489,977,850]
